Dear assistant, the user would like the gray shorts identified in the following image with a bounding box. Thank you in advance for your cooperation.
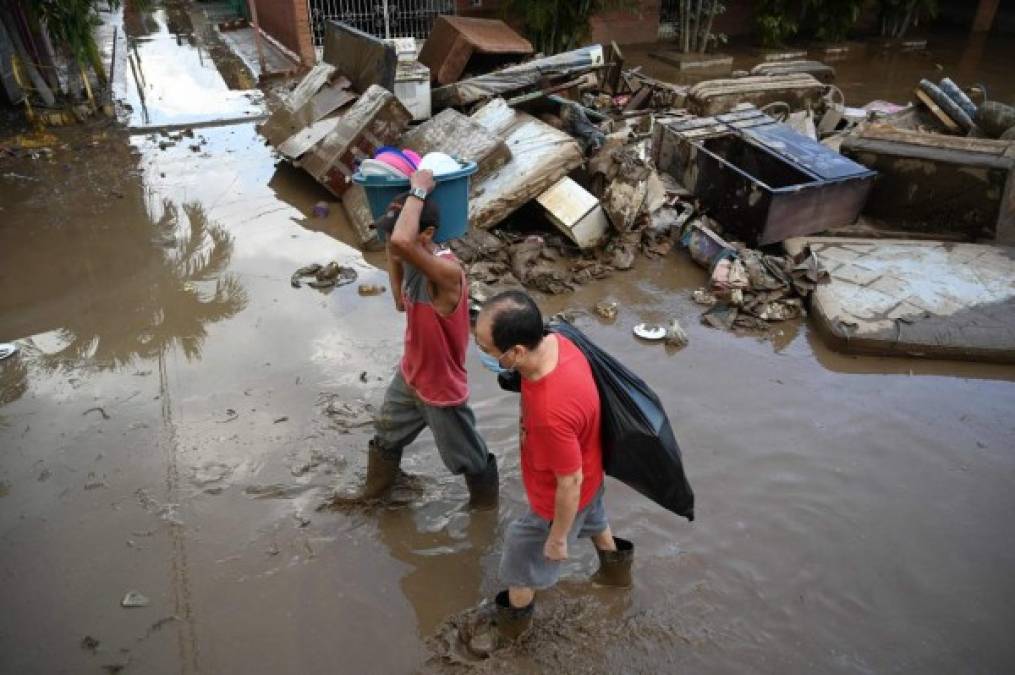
[374,370,489,476]
[499,485,609,590]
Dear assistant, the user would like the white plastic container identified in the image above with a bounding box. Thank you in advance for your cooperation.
[394,61,431,121]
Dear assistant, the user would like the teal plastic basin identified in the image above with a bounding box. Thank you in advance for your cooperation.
[352,161,478,243]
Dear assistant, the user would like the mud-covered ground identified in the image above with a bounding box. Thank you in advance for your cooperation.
[2,6,1015,674]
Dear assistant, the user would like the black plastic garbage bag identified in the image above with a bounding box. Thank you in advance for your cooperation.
[498,320,694,521]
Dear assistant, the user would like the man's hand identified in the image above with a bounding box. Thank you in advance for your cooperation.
[544,535,568,561]
[410,169,435,193]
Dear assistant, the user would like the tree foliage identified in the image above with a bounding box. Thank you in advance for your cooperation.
[502,0,633,55]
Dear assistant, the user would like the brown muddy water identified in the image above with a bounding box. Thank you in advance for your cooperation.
[2,10,1015,674]
[626,28,1015,106]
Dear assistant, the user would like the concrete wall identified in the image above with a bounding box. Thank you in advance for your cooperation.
[252,0,315,66]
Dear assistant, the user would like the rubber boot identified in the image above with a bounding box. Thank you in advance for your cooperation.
[464,453,499,510]
[329,440,399,505]
[592,537,634,588]
[494,590,533,641]
[463,591,534,658]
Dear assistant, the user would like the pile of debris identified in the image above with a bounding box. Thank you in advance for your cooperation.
[258,19,1013,347]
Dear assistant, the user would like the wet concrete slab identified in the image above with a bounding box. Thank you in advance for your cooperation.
[787,237,1015,362]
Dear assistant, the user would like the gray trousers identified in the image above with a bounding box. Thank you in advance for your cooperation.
[499,485,609,589]
[374,370,489,476]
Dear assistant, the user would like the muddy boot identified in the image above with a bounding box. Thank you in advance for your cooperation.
[592,537,634,588]
[462,591,534,658]
[464,453,499,510]
[329,440,399,505]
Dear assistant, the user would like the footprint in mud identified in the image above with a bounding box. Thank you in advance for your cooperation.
[191,461,235,494]
[289,449,346,477]
[243,483,323,500]
[316,470,428,513]
[428,595,636,670]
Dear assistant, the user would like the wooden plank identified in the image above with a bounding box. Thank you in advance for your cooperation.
[861,122,1010,155]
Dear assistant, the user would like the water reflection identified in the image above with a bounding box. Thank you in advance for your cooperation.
[0,199,247,406]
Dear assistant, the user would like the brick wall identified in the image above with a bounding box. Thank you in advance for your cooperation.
[252,0,315,66]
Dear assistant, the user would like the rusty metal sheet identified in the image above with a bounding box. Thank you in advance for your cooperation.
[419,16,533,86]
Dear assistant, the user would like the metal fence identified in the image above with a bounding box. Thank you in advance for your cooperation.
[307,0,456,45]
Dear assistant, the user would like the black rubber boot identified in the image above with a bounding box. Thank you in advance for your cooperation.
[462,591,534,658]
[592,537,634,588]
[494,591,533,641]
[464,453,499,510]
[329,440,399,505]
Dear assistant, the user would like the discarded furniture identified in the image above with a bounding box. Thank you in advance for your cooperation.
[468,98,583,231]
[432,45,605,110]
[749,60,836,83]
[400,108,511,183]
[322,21,396,94]
[394,60,431,120]
[786,237,1015,364]
[840,124,1015,243]
[418,16,533,86]
[298,85,412,197]
[258,63,357,148]
[687,74,825,116]
[654,108,876,246]
[536,177,610,249]
[649,51,733,71]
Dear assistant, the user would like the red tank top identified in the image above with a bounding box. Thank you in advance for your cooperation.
[399,250,470,407]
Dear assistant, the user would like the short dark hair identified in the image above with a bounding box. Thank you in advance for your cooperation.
[485,290,544,351]
[372,192,440,238]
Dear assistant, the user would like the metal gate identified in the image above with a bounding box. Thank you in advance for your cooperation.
[307,0,456,45]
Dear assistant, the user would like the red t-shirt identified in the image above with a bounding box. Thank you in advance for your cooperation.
[520,335,604,521]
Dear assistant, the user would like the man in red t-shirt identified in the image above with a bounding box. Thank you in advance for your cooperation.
[467,290,634,652]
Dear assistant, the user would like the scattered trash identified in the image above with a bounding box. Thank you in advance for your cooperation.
[121,591,150,608]
[0,343,18,360]
[273,416,289,424]
[594,301,618,321]
[357,284,386,296]
[976,100,1015,139]
[291,262,358,289]
[664,319,689,347]
[536,177,610,250]
[83,407,111,420]
[633,323,666,341]
[313,201,330,218]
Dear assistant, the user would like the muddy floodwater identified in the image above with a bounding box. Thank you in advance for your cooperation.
[2,11,1015,674]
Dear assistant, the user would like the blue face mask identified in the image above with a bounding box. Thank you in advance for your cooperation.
[478,350,508,375]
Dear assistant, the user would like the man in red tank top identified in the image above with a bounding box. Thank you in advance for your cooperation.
[464,290,634,654]
[332,170,498,509]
